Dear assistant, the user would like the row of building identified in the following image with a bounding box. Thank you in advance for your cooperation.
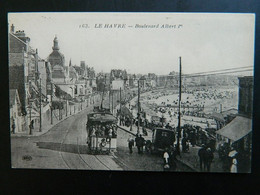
[8,24,98,134]
[8,23,244,135]
[213,76,253,172]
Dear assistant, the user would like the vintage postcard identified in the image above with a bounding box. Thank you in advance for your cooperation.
[8,12,254,172]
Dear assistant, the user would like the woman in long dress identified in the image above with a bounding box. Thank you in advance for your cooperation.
[230,158,238,173]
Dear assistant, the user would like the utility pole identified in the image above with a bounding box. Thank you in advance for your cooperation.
[29,101,32,135]
[59,99,61,120]
[51,83,53,125]
[177,57,182,150]
[39,78,42,132]
[108,90,110,111]
[66,95,68,117]
[111,90,114,114]
[100,75,106,109]
[120,87,122,116]
[137,80,140,134]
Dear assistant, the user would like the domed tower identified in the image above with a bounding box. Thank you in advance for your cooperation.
[52,36,60,51]
[48,35,65,69]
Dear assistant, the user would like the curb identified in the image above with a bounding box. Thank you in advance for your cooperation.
[117,126,136,136]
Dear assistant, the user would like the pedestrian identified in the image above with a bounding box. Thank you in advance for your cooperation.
[230,158,238,173]
[204,148,214,172]
[190,131,196,147]
[186,140,190,152]
[31,120,34,129]
[29,122,33,133]
[108,128,113,139]
[12,122,16,134]
[144,140,152,153]
[139,134,145,154]
[130,123,133,131]
[122,116,125,126]
[163,149,169,164]
[135,118,139,127]
[181,136,187,152]
[142,126,147,136]
[198,144,206,171]
[169,149,177,171]
[119,115,123,126]
[128,137,135,154]
[135,134,141,154]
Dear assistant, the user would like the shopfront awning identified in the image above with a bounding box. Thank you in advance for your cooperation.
[216,116,252,142]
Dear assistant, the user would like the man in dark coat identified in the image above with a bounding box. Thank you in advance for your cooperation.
[12,122,16,134]
[128,137,135,154]
[31,120,34,129]
[198,144,206,171]
[135,134,141,154]
[169,149,177,171]
[181,137,187,152]
[204,148,214,172]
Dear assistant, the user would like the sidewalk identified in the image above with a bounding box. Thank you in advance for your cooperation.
[11,101,100,138]
[175,145,224,172]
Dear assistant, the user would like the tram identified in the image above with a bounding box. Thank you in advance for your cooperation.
[86,108,118,154]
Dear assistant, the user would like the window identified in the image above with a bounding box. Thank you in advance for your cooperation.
[162,132,168,137]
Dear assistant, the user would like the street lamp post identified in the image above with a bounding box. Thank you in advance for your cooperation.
[51,83,53,125]
[112,90,114,114]
[137,80,140,134]
[177,56,182,151]
[28,103,32,135]
[39,78,42,132]
[119,87,122,120]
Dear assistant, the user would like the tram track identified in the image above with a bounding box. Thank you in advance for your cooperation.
[93,155,111,170]
[111,152,131,170]
[76,137,93,170]
[59,127,72,169]
[59,111,114,170]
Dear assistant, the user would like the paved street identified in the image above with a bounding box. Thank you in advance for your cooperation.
[11,104,122,170]
[115,127,194,172]
[11,95,193,172]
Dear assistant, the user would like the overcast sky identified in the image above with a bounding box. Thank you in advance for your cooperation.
[8,13,255,75]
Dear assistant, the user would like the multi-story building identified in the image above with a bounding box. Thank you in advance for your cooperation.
[9,24,51,132]
[238,76,253,118]
[9,89,23,133]
[216,76,253,173]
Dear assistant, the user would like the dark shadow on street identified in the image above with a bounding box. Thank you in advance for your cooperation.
[35,141,90,154]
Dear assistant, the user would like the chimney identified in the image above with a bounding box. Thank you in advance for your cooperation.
[11,24,15,34]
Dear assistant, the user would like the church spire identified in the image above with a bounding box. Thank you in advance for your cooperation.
[52,35,60,51]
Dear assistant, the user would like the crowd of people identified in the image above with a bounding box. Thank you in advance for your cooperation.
[127,134,146,154]
[89,124,117,138]
[198,144,214,172]
[119,87,239,173]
